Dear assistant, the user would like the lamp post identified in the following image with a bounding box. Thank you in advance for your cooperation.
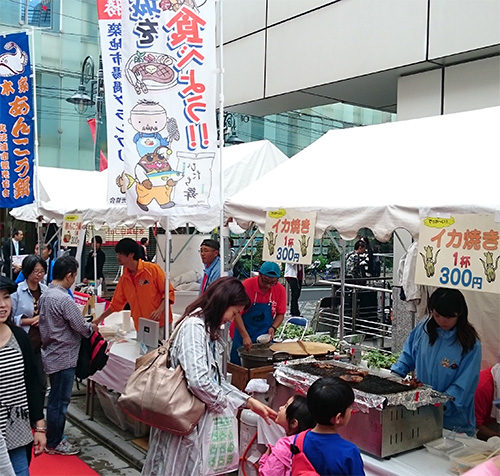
[217,112,247,145]
[66,55,104,171]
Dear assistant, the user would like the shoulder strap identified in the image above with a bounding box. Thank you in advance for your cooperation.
[294,430,310,451]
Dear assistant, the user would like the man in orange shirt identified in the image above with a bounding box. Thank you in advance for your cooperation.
[94,238,174,329]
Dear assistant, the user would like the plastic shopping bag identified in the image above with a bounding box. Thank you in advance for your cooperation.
[201,403,239,476]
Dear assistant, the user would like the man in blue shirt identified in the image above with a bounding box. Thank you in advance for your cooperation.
[199,239,220,294]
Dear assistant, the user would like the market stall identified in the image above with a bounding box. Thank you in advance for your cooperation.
[224,106,500,365]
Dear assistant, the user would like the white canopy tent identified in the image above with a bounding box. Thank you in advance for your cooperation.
[11,139,288,231]
[225,107,500,242]
[225,107,500,367]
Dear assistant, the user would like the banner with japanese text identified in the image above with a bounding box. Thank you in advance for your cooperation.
[121,0,219,216]
[415,214,500,294]
[263,209,317,265]
[97,0,125,204]
[0,32,35,208]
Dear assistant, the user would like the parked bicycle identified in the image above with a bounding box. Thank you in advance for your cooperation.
[304,260,339,286]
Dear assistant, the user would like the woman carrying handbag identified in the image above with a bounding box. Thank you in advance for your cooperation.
[141,277,277,476]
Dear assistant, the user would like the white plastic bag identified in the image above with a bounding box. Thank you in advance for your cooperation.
[201,402,239,476]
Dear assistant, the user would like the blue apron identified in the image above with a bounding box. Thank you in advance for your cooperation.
[230,292,274,365]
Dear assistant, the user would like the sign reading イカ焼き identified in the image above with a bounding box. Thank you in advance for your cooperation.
[263,209,316,265]
[415,213,500,294]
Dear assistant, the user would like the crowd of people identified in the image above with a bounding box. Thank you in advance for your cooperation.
[0,231,499,476]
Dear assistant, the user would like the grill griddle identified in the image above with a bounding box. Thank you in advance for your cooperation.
[292,362,411,395]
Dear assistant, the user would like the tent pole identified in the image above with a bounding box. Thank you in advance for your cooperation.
[164,218,170,342]
[217,0,229,378]
[339,238,346,340]
[91,225,97,292]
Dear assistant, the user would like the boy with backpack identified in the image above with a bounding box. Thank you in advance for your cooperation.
[291,377,365,476]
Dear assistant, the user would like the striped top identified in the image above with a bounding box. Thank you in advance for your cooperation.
[0,333,33,450]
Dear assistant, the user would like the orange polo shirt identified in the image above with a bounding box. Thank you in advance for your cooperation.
[109,260,175,329]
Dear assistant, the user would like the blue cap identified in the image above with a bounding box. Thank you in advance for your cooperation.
[260,261,281,278]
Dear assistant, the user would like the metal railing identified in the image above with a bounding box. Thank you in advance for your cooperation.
[312,280,393,347]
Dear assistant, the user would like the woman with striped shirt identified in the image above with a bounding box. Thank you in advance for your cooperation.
[142,277,277,476]
[0,276,46,476]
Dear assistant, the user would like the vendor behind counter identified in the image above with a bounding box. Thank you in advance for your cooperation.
[391,287,481,436]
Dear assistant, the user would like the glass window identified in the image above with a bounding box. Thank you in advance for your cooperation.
[21,0,53,29]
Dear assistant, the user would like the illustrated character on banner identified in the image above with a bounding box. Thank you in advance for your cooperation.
[129,100,180,158]
[0,42,28,77]
[118,101,183,211]
[420,245,440,278]
[480,252,500,283]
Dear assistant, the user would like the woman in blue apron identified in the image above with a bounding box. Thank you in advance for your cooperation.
[230,292,274,365]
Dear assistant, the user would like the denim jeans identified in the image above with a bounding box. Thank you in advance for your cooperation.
[8,445,29,476]
[47,367,76,449]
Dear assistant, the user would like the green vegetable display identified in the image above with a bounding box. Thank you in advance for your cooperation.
[303,334,339,347]
[275,323,314,340]
[363,349,400,369]
[275,323,339,347]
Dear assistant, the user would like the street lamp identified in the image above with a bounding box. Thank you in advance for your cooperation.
[66,56,96,114]
[217,112,247,146]
[66,55,105,171]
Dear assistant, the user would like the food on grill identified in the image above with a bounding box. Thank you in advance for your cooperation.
[340,374,364,383]
[340,369,369,383]
[292,362,411,394]
[401,377,424,388]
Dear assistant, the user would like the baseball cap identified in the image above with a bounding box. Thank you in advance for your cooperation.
[0,276,18,294]
[200,239,220,251]
[260,261,281,278]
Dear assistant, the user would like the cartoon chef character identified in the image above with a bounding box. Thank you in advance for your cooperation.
[134,146,183,211]
[129,100,179,158]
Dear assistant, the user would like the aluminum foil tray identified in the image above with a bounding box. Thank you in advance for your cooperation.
[274,357,449,412]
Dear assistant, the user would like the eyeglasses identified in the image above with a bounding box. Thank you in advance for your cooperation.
[31,269,45,276]
[259,274,278,286]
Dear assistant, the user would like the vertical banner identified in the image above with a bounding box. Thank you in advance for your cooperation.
[97,0,125,205]
[0,32,35,208]
[121,0,219,216]
[415,213,500,294]
[263,209,317,265]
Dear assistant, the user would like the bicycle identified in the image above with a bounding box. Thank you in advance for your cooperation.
[304,260,339,286]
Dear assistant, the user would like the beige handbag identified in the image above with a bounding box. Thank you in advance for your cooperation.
[118,322,205,435]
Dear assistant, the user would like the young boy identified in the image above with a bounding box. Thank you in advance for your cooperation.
[301,376,365,476]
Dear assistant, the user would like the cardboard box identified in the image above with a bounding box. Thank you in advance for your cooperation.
[95,383,128,431]
[227,363,274,392]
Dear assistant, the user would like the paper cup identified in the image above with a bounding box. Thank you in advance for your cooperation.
[122,310,132,332]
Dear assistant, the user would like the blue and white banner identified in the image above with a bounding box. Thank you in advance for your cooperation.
[0,32,35,208]
[121,0,219,216]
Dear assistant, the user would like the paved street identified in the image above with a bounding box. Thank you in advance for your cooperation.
[55,419,140,475]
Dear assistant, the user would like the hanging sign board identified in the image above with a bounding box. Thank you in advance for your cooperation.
[62,214,83,248]
[263,209,316,265]
[415,213,500,294]
[0,31,35,209]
